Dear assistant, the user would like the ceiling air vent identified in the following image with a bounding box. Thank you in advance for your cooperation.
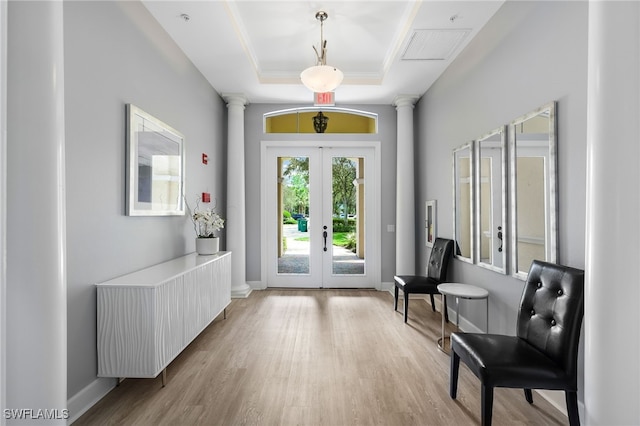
[402,29,471,60]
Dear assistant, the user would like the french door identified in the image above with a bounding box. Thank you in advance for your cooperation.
[264,144,378,288]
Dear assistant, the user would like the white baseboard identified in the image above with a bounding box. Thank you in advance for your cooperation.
[379,281,394,292]
[433,296,483,334]
[67,377,117,425]
[534,390,587,422]
[249,281,393,292]
[388,291,481,332]
[231,287,252,298]
[535,390,567,417]
[247,280,265,290]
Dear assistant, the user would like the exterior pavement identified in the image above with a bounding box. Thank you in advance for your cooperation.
[278,223,364,275]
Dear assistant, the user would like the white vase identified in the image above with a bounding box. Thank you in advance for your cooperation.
[196,237,219,255]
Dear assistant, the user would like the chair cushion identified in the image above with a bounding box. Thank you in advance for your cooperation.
[451,332,572,390]
[394,275,440,294]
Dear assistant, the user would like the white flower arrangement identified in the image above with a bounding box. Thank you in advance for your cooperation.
[188,197,225,238]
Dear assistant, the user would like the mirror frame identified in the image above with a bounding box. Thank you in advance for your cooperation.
[452,141,475,263]
[508,101,558,279]
[474,126,508,274]
[126,104,185,216]
[425,200,437,248]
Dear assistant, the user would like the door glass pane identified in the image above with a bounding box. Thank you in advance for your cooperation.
[331,157,365,275]
[278,156,310,274]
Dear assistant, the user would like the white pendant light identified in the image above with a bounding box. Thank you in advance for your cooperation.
[300,11,343,93]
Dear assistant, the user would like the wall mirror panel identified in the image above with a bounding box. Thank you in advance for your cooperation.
[509,102,558,279]
[475,126,507,274]
[453,142,474,263]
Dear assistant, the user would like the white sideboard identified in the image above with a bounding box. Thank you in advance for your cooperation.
[97,252,231,381]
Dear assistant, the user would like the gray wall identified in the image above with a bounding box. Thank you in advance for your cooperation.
[417,0,587,330]
[244,104,398,284]
[63,1,226,397]
[415,0,587,405]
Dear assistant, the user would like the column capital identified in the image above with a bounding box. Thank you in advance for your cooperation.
[393,95,419,109]
[222,93,249,109]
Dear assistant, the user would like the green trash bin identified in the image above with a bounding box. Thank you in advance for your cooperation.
[297,218,308,232]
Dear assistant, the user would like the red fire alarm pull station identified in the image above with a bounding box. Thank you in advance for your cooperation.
[202,153,208,164]
[202,192,211,203]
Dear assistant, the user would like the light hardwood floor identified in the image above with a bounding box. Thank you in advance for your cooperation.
[75,289,567,425]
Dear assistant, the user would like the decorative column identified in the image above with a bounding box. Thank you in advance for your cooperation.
[223,94,251,298]
[584,2,640,424]
[6,1,67,421]
[393,95,419,275]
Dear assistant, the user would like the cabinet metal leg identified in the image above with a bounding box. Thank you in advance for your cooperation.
[162,368,167,387]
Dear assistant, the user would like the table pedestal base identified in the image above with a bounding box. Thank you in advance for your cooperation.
[437,336,451,353]
[436,283,489,356]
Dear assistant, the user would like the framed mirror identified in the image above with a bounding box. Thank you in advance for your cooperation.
[453,142,474,263]
[126,104,185,216]
[425,200,437,248]
[475,126,507,274]
[509,101,558,279]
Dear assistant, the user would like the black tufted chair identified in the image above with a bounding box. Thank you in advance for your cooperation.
[394,238,454,323]
[449,260,585,426]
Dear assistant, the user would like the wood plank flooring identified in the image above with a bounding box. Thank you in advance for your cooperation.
[75,289,567,425]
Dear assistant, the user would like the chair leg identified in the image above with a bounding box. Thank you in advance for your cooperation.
[565,391,580,426]
[394,286,399,311]
[481,384,494,426]
[429,294,436,312]
[449,349,460,399]
[403,291,409,323]
[524,389,533,403]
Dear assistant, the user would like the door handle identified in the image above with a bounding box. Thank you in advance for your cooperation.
[497,226,503,252]
[323,226,328,252]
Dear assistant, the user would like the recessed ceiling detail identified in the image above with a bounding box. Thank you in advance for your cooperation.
[141,1,504,104]
[401,29,471,60]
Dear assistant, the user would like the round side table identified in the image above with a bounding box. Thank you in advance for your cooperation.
[437,283,489,354]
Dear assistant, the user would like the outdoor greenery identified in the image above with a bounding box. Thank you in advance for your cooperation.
[281,156,358,253]
[281,156,357,220]
[282,210,297,224]
[332,218,356,233]
[331,157,357,226]
[332,232,357,251]
[295,231,356,252]
[282,157,309,216]
[345,233,357,252]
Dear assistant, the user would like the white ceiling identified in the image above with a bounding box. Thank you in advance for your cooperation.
[142,0,504,105]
